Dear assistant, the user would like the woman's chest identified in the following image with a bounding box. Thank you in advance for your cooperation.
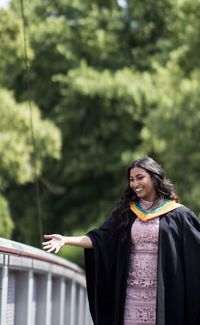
[131,217,160,247]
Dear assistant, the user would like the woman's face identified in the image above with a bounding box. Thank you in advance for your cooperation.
[129,167,157,202]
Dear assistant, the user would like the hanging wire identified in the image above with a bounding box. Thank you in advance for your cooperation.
[20,0,44,245]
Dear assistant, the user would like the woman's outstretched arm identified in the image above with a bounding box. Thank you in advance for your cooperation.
[42,234,93,253]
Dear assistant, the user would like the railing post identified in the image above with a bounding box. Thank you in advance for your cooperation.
[78,286,85,325]
[15,271,29,325]
[51,276,66,325]
[27,270,34,325]
[46,272,52,325]
[35,272,52,325]
[59,277,66,325]
[70,280,76,325]
[0,263,8,325]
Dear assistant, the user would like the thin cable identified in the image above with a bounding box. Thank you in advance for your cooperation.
[20,0,44,245]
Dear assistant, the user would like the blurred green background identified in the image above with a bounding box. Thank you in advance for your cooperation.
[1,0,200,266]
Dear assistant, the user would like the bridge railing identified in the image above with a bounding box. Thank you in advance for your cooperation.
[0,237,92,325]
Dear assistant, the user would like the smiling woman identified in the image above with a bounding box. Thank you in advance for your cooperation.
[43,156,200,325]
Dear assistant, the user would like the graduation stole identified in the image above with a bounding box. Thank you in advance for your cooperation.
[130,200,183,221]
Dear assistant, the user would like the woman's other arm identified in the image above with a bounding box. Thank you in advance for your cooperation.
[42,234,93,253]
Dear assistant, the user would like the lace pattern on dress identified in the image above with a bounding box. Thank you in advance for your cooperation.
[123,199,163,325]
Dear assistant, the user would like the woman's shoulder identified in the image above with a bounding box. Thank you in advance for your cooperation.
[169,204,199,225]
[174,204,192,214]
[169,204,193,217]
[173,204,196,215]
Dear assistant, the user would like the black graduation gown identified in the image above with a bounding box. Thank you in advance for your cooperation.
[84,206,200,325]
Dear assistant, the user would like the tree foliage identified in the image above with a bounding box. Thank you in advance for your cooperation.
[0,0,200,264]
[0,194,13,238]
[0,85,61,240]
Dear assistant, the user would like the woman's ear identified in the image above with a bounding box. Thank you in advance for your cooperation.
[152,177,158,187]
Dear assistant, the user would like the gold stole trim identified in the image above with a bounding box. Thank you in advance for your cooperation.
[130,200,183,221]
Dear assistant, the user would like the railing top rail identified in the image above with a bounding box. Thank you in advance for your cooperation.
[0,237,84,275]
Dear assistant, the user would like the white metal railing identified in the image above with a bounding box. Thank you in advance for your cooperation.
[0,238,92,325]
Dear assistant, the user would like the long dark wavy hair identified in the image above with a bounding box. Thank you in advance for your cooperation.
[112,156,178,238]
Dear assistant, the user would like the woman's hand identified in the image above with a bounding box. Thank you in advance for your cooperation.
[42,234,65,254]
[42,234,93,252]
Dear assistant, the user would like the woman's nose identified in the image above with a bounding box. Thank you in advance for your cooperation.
[131,180,138,189]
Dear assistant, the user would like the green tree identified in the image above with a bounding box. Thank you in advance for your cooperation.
[6,0,178,239]
[137,0,200,214]
[139,63,200,214]
[0,88,61,241]
[0,194,13,238]
[1,0,200,265]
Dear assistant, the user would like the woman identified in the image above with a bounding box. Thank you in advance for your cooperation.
[43,156,200,325]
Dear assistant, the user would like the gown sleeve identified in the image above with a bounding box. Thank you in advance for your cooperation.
[84,215,118,325]
[182,208,200,324]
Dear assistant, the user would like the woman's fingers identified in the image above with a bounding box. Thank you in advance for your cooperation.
[44,234,55,239]
[47,246,57,253]
[43,244,52,249]
[42,241,51,246]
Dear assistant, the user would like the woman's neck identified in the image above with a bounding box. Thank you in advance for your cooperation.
[139,196,165,212]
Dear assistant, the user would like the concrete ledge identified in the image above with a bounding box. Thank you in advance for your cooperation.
[0,237,84,274]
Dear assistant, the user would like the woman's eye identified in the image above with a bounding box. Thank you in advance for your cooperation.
[137,176,144,180]
[129,176,144,182]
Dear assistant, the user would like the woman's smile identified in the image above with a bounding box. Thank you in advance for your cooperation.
[135,187,143,193]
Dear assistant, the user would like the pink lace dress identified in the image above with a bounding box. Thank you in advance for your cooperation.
[123,199,164,325]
